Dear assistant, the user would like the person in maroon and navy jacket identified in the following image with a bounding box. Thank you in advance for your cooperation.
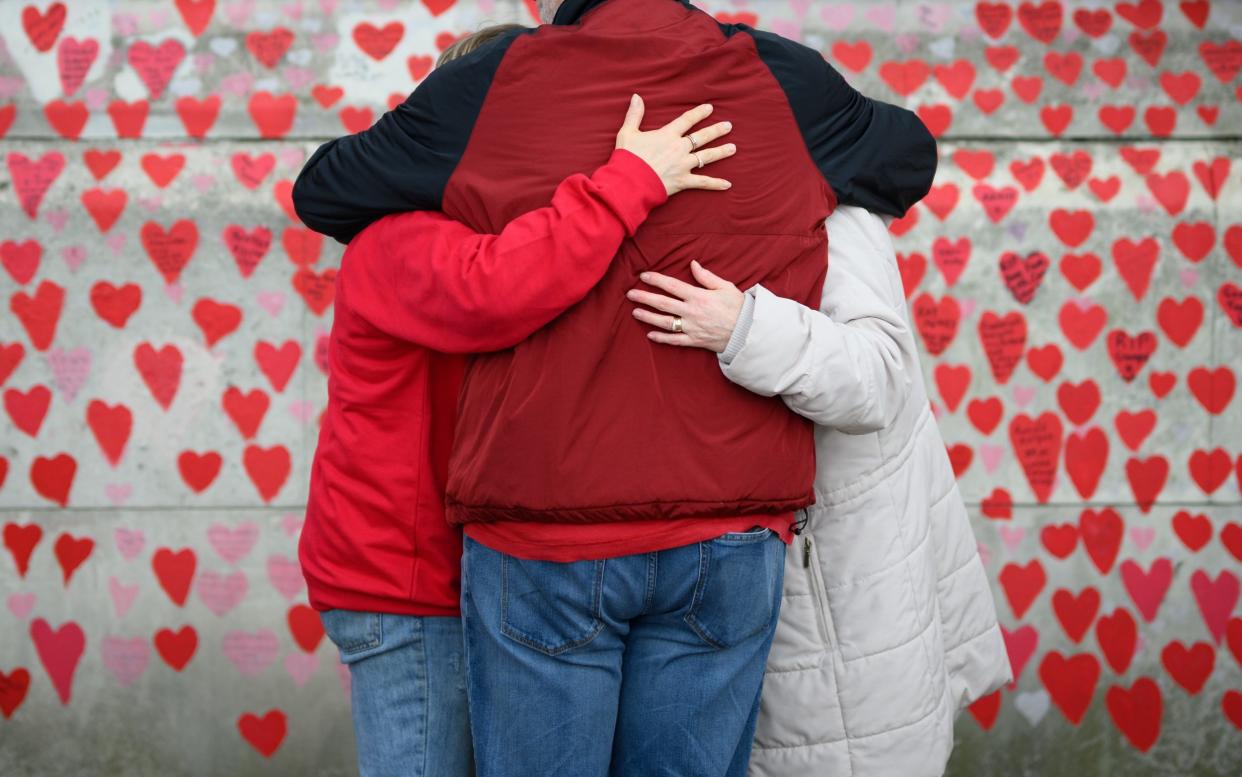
[301,24,738,777]
[294,1,936,774]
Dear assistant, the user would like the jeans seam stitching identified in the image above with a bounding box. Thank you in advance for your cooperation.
[417,618,429,777]
[685,542,727,649]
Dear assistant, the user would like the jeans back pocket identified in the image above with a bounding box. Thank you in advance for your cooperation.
[685,533,784,650]
[500,555,606,656]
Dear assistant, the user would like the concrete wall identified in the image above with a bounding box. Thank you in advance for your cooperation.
[1,0,1240,774]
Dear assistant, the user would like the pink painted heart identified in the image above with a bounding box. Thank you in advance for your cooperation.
[980,443,1006,473]
[84,87,109,111]
[999,526,1026,553]
[60,245,86,272]
[105,483,133,506]
[220,71,255,97]
[281,66,315,90]
[108,576,139,618]
[919,4,951,32]
[285,651,319,687]
[207,521,259,565]
[1012,386,1037,408]
[164,281,184,304]
[47,346,90,402]
[267,554,304,601]
[820,4,854,29]
[277,148,303,169]
[864,4,896,32]
[222,629,279,677]
[45,209,69,233]
[145,9,171,27]
[281,514,303,537]
[1179,269,1198,288]
[257,291,285,316]
[101,635,150,687]
[311,33,339,53]
[288,399,315,424]
[1129,527,1155,551]
[223,0,256,28]
[114,527,146,560]
[112,13,139,36]
[0,76,25,100]
[197,569,248,616]
[191,174,215,193]
[7,593,36,620]
[895,34,920,55]
[106,233,127,253]
[257,290,285,315]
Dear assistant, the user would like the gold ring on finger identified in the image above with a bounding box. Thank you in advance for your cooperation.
[671,316,684,333]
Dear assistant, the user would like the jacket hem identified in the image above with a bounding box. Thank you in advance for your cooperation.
[307,585,461,618]
[447,492,816,525]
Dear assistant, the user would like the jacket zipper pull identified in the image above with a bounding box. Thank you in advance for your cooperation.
[802,536,811,568]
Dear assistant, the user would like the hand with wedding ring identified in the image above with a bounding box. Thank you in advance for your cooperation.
[626,260,745,353]
[614,95,737,196]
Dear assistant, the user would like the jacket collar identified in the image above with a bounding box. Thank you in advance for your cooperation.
[552,0,611,25]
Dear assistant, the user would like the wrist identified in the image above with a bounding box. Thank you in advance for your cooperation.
[719,289,756,362]
[593,149,671,233]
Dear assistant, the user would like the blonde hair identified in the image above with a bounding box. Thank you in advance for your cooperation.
[436,24,527,68]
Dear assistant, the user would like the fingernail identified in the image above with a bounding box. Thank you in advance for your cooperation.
[724,121,732,130]
[724,181,732,188]
[640,272,651,282]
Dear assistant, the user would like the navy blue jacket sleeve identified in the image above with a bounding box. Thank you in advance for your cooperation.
[744,28,937,218]
[292,28,529,244]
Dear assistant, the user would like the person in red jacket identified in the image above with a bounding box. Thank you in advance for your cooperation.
[302,26,738,777]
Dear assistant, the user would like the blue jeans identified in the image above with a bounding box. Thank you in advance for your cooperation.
[320,610,473,777]
[460,529,785,777]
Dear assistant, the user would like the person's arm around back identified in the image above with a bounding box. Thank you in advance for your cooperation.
[347,98,736,354]
[717,205,913,433]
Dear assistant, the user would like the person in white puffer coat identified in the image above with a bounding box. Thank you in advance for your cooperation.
[633,204,1013,777]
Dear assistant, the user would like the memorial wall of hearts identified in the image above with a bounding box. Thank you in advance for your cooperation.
[0,1,1240,775]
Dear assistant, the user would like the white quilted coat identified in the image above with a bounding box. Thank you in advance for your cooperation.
[719,206,1013,777]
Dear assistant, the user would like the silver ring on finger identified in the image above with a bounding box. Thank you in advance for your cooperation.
[687,132,699,151]
[693,151,704,169]
[671,316,684,333]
